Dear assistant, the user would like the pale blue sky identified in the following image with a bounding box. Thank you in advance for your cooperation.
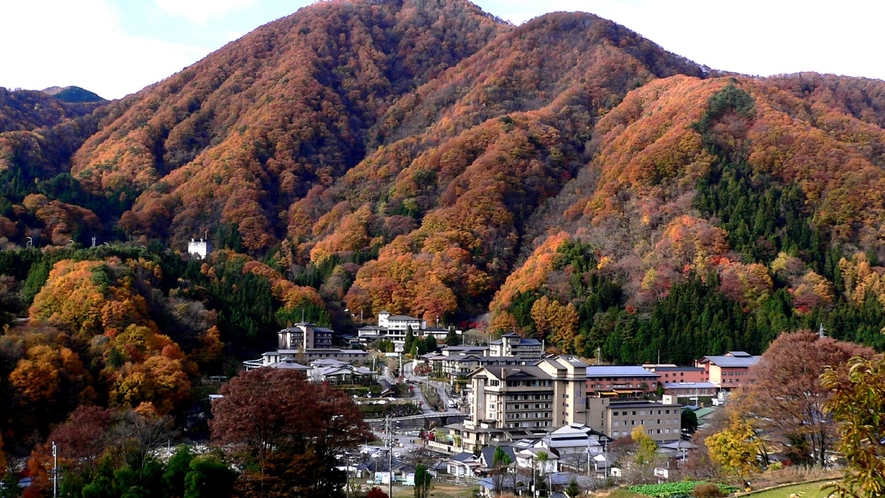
[0,0,880,100]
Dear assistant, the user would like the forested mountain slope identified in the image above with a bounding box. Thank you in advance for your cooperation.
[1,0,885,372]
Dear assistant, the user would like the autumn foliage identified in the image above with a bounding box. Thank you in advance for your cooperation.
[4,0,885,486]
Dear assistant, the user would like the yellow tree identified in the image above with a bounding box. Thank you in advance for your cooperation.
[705,411,763,476]
[821,355,885,497]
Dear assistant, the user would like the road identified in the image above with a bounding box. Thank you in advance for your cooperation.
[402,360,464,415]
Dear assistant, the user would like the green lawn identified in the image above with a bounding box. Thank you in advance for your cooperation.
[746,481,836,497]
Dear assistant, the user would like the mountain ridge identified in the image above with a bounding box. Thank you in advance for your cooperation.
[1,0,885,362]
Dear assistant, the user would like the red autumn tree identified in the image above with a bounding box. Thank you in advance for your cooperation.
[742,331,876,467]
[210,368,371,496]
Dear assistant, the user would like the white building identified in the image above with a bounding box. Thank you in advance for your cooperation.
[489,333,543,360]
[187,238,212,259]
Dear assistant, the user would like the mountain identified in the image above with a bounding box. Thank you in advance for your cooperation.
[42,86,106,103]
[2,0,885,366]
[0,87,103,133]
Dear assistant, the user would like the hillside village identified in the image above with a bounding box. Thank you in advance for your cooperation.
[245,310,767,495]
[5,0,885,496]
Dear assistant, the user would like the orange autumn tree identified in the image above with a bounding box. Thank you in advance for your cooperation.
[27,258,195,415]
[106,324,192,415]
[29,259,158,339]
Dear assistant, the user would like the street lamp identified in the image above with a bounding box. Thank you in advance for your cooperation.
[52,441,58,498]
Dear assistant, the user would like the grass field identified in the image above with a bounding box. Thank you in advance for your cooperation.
[389,483,477,498]
[746,481,836,498]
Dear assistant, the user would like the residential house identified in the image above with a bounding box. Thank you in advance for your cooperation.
[446,452,482,477]
[479,445,517,471]
[308,358,376,384]
[515,446,559,474]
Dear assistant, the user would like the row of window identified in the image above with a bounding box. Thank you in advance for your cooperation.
[506,412,551,420]
[507,403,552,410]
[612,419,678,427]
[505,421,550,428]
[611,409,674,416]
[506,380,553,387]
[505,394,552,401]
[612,428,674,437]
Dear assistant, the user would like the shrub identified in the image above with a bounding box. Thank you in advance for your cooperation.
[691,483,724,498]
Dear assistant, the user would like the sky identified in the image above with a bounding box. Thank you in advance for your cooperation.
[0,0,881,100]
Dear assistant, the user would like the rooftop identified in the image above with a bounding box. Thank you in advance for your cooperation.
[647,366,705,372]
[586,365,660,378]
[701,354,760,368]
[608,400,682,408]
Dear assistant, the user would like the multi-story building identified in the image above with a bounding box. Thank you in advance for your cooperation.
[378,311,425,333]
[356,325,387,344]
[585,365,660,397]
[489,333,543,360]
[660,381,718,397]
[243,348,368,370]
[452,356,588,450]
[357,312,457,348]
[696,351,760,389]
[277,323,333,350]
[586,398,682,443]
[642,364,707,384]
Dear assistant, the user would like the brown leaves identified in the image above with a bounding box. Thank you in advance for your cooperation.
[743,331,876,467]
[210,368,371,464]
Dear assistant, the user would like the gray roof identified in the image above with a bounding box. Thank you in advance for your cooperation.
[651,366,705,372]
[266,362,310,370]
[480,446,516,467]
[586,365,659,378]
[480,365,548,380]
[490,334,542,346]
[702,354,760,368]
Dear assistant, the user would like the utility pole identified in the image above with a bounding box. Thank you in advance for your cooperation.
[386,415,393,498]
[52,441,58,498]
